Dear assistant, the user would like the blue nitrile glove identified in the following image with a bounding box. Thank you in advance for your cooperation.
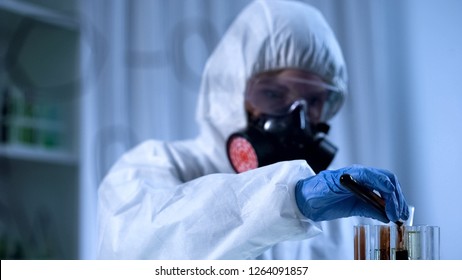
[295,165,409,223]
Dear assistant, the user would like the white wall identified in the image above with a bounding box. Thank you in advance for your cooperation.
[404,0,462,260]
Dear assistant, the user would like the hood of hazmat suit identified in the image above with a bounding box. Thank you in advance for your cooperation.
[97,0,377,260]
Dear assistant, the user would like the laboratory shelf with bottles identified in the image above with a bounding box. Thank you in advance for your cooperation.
[0,0,81,259]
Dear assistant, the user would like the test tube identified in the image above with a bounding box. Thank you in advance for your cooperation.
[354,225,369,260]
[391,224,408,260]
[405,225,440,260]
[372,225,391,260]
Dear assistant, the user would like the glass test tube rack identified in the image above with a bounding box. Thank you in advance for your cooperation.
[354,224,440,260]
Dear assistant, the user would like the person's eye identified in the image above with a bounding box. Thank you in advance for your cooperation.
[263,89,285,99]
[308,96,321,105]
[305,92,326,106]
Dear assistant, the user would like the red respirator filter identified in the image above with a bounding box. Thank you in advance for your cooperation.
[227,136,258,173]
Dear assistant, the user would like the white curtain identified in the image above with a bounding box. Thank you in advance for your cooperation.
[80,0,462,259]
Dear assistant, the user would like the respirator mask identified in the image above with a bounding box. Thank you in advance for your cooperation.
[226,73,344,173]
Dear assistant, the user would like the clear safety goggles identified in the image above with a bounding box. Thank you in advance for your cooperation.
[245,76,344,123]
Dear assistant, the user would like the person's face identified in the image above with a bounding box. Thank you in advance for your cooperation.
[245,69,336,124]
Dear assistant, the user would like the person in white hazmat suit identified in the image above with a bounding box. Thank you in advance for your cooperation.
[97,0,409,259]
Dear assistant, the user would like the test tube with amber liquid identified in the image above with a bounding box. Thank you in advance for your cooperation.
[354,225,369,260]
[373,225,391,260]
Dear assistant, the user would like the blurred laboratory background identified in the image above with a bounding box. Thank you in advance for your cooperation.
[0,0,461,259]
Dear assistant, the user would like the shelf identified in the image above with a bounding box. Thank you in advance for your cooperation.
[0,144,76,165]
[0,0,81,260]
[0,0,78,30]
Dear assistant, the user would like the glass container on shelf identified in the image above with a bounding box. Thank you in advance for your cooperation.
[0,80,65,151]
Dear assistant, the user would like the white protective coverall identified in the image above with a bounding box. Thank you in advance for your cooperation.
[97,0,377,259]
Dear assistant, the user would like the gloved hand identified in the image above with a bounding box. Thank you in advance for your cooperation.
[295,165,409,223]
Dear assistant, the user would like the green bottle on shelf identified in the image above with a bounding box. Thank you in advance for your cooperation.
[0,87,9,143]
[21,93,38,145]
